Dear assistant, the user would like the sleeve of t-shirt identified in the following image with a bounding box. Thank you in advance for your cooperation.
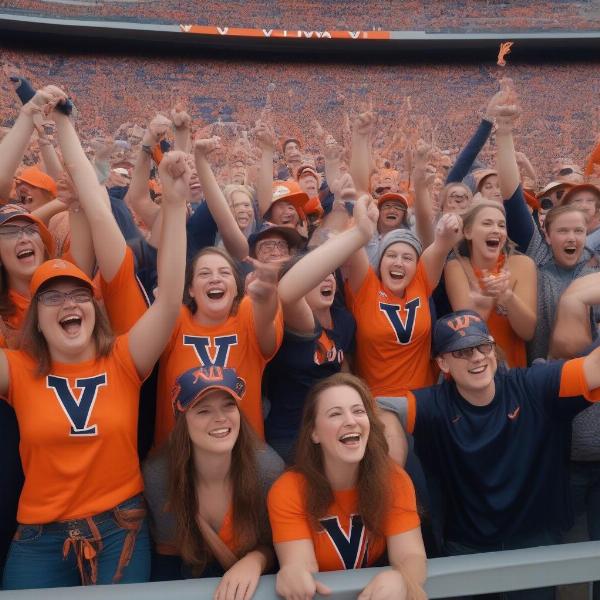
[3,350,31,407]
[376,392,416,434]
[344,267,379,314]
[186,202,217,262]
[416,258,436,296]
[559,357,600,403]
[382,465,420,537]
[113,334,145,386]
[100,246,149,336]
[445,119,493,184]
[504,185,535,254]
[245,296,285,361]
[268,471,313,544]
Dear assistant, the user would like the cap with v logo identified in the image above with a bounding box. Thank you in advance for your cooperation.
[433,310,493,356]
[172,366,246,414]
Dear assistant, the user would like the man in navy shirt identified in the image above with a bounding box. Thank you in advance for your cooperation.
[378,309,600,600]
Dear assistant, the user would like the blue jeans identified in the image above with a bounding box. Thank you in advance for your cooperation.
[2,495,150,589]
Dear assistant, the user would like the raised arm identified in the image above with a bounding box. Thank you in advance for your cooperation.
[255,121,275,218]
[170,104,191,153]
[350,111,375,194]
[412,140,435,248]
[421,212,463,288]
[551,273,600,358]
[53,104,126,282]
[193,137,249,260]
[127,152,187,378]
[278,188,376,333]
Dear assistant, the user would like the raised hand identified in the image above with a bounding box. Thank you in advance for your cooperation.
[157,150,190,204]
[193,135,221,157]
[244,256,284,304]
[254,121,275,151]
[353,192,379,241]
[412,139,432,183]
[435,212,463,246]
[354,110,376,137]
[142,114,172,147]
[485,77,517,121]
[170,103,191,129]
[22,85,68,119]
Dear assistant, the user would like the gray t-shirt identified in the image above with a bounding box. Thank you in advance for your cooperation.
[142,443,284,548]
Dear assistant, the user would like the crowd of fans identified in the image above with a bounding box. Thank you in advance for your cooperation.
[1,47,600,600]
[2,0,600,31]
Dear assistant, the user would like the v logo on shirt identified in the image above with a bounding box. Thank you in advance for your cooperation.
[320,514,369,569]
[47,374,107,436]
[379,298,421,344]
[183,334,238,366]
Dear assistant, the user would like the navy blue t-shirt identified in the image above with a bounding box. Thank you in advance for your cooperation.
[264,305,355,441]
[378,360,591,547]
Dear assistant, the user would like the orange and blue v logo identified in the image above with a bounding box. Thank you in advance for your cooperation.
[446,315,482,336]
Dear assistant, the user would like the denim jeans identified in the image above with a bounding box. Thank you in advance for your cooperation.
[443,530,560,600]
[569,460,600,600]
[2,494,150,590]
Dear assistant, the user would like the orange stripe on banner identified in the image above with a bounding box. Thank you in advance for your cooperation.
[180,25,391,40]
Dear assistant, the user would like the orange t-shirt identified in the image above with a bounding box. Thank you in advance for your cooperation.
[268,467,419,572]
[345,264,435,396]
[3,335,144,524]
[99,246,149,336]
[487,309,527,368]
[155,297,283,446]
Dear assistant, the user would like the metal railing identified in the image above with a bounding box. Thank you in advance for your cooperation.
[1,541,599,599]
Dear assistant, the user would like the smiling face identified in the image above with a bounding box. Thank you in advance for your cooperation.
[379,241,418,297]
[305,273,336,312]
[254,232,290,264]
[377,200,407,234]
[311,384,370,471]
[436,345,497,399]
[269,200,300,227]
[231,191,254,231]
[479,174,502,203]
[188,252,238,322]
[465,206,507,262]
[184,389,240,455]
[545,210,587,268]
[36,278,96,363]
[443,184,471,213]
[298,172,319,198]
[0,217,46,285]
[568,190,600,227]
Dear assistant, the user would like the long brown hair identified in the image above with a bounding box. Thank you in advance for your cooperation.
[184,247,244,316]
[293,373,392,537]
[168,405,267,575]
[20,280,114,376]
[456,201,513,259]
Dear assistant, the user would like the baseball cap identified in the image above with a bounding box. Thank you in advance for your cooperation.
[281,137,302,153]
[473,169,498,191]
[376,228,423,275]
[559,183,600,206]
[536,181,572,198]
[432,310,494,356]
[0,204,55,257]
[377,192,409,209]
[296,164,319,182]
[248,222,304,257]
[15,166,57,197]
[266,181,309,220]
[30,259,94,297]
[172,366,246,414]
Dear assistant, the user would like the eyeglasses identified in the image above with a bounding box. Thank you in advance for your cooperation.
[256,240,289,253]
[448,193,469,200]
[37,288,93,307]
[539,197,554,210]
[0,223,40,239]
[450,342,494,360]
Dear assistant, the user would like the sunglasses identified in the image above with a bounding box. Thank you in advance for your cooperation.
[557,167,582,177]
[539,197,554,211]
[450,342,494,360]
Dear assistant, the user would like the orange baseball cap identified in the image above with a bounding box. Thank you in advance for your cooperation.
[267,181,309,220]
[15,166,57,197]
[377,192,409,209]
[560,183,600,206]
[30,259,94,297]
[296,164,320,182]
[0,204,55,257]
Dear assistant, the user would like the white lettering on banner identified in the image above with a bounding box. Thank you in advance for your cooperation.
[302,31,315,38]
[217,27,229,35]
[320,31,332,38]
[263,29,273,37]
[180,24,192,32]
[349,31,360,39]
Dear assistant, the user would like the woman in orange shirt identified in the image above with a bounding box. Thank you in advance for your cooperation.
[444,202,537,368]
[0,150,188,589]
[268,373,427,600]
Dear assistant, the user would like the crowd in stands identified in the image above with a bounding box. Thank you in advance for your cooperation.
[2,0,600,31]
[1,49,600,600]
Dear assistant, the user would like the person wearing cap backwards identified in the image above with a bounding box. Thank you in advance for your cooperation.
[378,309,600,600]
[143,366,283,589]
[346,193,462,396]
[0,149,188,589]
[494,91,600,362]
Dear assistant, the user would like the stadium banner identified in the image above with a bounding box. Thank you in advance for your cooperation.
[179,25,391,40]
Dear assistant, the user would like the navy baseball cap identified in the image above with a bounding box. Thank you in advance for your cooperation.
[172,366,246,415]
[248,222,304,257]
[433,310,494,356]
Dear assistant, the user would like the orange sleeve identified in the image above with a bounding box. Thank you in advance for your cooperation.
[559,357,600,402]
[344,267,378,313]
[585,140,600,177]
[4,350,34,407]
[416,258,435,296]
[112,335,144,386]
[406,391,417,434]
[382,465,420,537]
[268,471,313,544]
[100,246,149,335]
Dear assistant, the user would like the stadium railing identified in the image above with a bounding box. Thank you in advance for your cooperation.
[0,540,598,599]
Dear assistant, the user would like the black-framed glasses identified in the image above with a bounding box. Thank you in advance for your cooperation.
[0,223,40,239]
[256,240,289,253]
[451,342,495,360]
[37,288,93,307]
